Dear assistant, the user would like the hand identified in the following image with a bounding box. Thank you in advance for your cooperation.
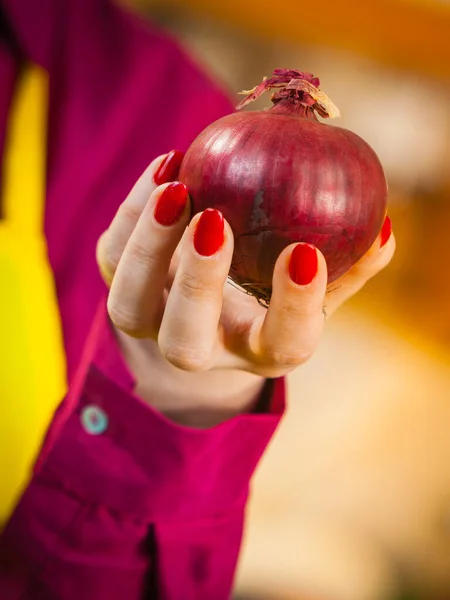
[96,152,395,427]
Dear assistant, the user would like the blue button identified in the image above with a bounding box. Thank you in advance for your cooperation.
[81,405,108,435]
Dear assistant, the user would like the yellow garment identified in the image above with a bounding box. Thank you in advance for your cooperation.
[0,67,67,525]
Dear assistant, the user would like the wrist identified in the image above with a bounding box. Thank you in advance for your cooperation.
[115,330,266,428]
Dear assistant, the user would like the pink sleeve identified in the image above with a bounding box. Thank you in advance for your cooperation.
[0,300,285,600]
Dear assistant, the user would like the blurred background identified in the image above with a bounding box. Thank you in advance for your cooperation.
[128,1,450,598]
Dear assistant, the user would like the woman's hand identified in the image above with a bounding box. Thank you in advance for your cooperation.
[96,152,395,427]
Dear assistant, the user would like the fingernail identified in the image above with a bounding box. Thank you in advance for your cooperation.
[194,208,224,256]
[153,150,184,185]
[289,243,318,285]
[380,215,392,248]
[154,182,189,226]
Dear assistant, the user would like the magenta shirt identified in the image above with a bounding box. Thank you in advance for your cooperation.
[0,1,285,598]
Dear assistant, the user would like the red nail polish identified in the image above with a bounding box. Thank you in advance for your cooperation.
[194,209,224,256]
[154,182,188,226]
[153,150,184,185]
[380,215,392,247]
[289,243,318,285]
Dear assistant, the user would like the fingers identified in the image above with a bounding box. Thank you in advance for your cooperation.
[107,181,190,337]
[158,209,234,372]
[96,150,184,284]
[101,152,394,381]
[325,216,395,317]
[240,217,394,376]
[248,243,328,374]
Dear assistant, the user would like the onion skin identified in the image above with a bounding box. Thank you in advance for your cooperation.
[179,70,388,304]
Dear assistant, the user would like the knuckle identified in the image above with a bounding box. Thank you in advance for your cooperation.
[98,263,114,287]
[118,200,144,225]
[159,342,211,372]
[263,345,314,367]
[97,237,120,281]
[107,297,146,338]
[276,299,320,322]
[177,271,217,300]
[102,254,120,282]
[128,239,157,269]
[281,301,317,318]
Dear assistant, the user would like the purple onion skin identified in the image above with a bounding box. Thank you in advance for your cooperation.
[179,109,387,297]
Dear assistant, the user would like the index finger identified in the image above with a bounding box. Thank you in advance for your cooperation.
[96,150,184,283]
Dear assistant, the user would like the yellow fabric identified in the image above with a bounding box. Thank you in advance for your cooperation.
[0,67,67,525]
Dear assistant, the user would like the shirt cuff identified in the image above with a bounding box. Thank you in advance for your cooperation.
[35,299,286,520]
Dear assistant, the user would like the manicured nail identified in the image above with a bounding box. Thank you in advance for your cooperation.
[289,243,318,285]
[153,150,184,185]
[154,182,189,226]
[380,215,392,248]
[194,208,224,256]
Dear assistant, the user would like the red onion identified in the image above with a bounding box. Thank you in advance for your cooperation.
[179,69,388,304]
